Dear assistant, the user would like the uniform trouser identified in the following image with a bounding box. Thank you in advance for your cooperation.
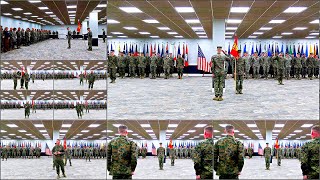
[278,69,284,83]
[113,175,132,179]
[138,67,145,77]
[265,156,270,169]
[253,66,259,78]
[119,67,126,77]
[245,68,250,78]
[146,65,150,77]
[273,67,278,77]
[2,154,7,160]
[277,156,281,165]
[219,174,238,179]
[236,75,243,92]
[25,110,30,117]
[170,156,175,165]
[80,79,83,85]
[20,79,24,88]
[68,39,71,48]
[86,108,89,113]
[64,157,71,165]
[88,41,92,50]
[164,67,170,78]
[214,75,225,97]
[88,82,94,89]
[302,67,307,77]
[314,68,319,77]
[86,155,90,161]
[285,67,291,79]
[129,66,135,77]
[150,66,156,77]
[156,66,162,76]
[158,156,164,169]
[109,68,117,81]
[308,67,314,78]
[177,68,183,77]
[295,68,301,78]
[25,81,29,90]
[263,65,269,78]
[77,110,82,117]
[14,80,17,90]
[55,159,65,175]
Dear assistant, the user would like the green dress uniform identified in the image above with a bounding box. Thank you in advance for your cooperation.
[157,147,166,170]
[193,138,214,179]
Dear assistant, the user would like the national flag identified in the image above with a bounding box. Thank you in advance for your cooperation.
[146,44,149,56]
[298,44,301,54]
[197,45,211,72]
[285,44,288,54]
[228,43,231,55]
[271,44,274,54]
[301,44,304,55]
[77,19,81,32]
[230,35,239,57]
[145,142,147,148]
[150,44,153,56]
[251,43,254,55]
[316,44,319,55]
[281,44,284,53]
[268,44,272,56]
[134,44,138,56]
[143,44,146,56]
[309,44,313,55]
[182,43,185,59]
[256,44,259,54]
[306,44,308,56]
[63,136,67,149]
[293,44,296,57]
[166,42,169,54]
[21,66,25,76]
[185,44,189,66]
[259,43,262,56]
[169,139,173,149]
[161,44,164,57]
[275,138,279,149]
[243,44,247,54]
[276,44,279,54]
[151,143,156,155]
[142,143,144,148]
[289,45,293,55]
[123,44,126,54]
[258,143,263,155]
[45,143,52,155]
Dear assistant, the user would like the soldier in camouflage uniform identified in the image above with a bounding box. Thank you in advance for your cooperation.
[76,102,82,118]
[300,125,320,180]
[163,54,171,79]
[67,27,71,49]
[293,53,302,80]
[128,53,136,78]
[211,46,230,101]
[284,53,292,80]
[150,53,157,79]
[138,53,146,78]
[193,126,214,179]
[251,52,260,79]
[52,139,66,179]
[2,146,8,161]
[314,55,319,78]
[306,53,315,80]
[85,146,91,162]
[272,53,286,85]
[88,72,95,89]
[12,70,20,90]
[156,53,163,77]
[260,52,270,79]
[157,143,166,170]
[243,52,251,79]
[107,125,138,179]
[214,124,244,179]
[118,52,126,78]
[177,54,184,79]
[235,50,246,94]
[24,101,31,118]
[276,147,282,166]
[24,71,30,90]
[79,73,84,85]
[64,145,72,166]
[108,50,118,83]
[263,143,272,170]
[145,53,151,77]
[169,147,176,166]
[301,53,307,78]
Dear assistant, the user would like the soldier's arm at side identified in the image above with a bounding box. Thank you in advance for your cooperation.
[213,143,218,172]
[237,142,244,173]
[193,145,202,176]
[130,142,138,173]
[107,143,112,171]
[300,145,310,176]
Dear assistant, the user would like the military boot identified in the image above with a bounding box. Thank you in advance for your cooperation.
[213,96,219,101]
[218,96,223,101]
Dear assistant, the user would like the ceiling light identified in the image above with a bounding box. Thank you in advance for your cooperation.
[88,124,100,128]
[175,7,195,13]
[294,130,302,133]
[259,27,272,30]
[119,7,142,13]
[93,134,101,136]
[175,36,183,38]
[29,0,41,3]
[81,130,89,133]
[3,13,12,16]
[253,32,263,35]
[1,1,8,4]
[67,5,77,8]
[166,130,174,133]
[275,124,285,127]
[141,124,151,127]
[272,130,281,132]
[77,134,83,136]
[301,124,313,128]
[68,11,76,14]
[12,8,23,11]
[195,124,207,128]
[8,134,16,136]
[107,19,120,24]
[97,4,107,8]
[226,27,237,30]
[310,20,319,24]
[185,19,200,23]
[150,36,159,38]
[293,27,307,30]
[7,124,18,128]
[168,32,178,35]
[168,124,178,128]
[273,36,282,38]
[18,130,26,132]
[38,7,49,10]
[309,33,319,35]
[45,12,53,14]
[305,36,316,39]
[226,35,232,38]
[62,124,72,128]
[59,130,68,133]
[289,134,296,136]
[230,7,250,13]
[139,32,150,34]
[111,32,123,35]
[0,130,7,133]
[187,130,196,133]
[269,20,285,24]
[34,124,44,127]
[192,27,204,31]
[252,130,260,132]
[25,134,32,136]
[118,36,128,38]
[24,12,32,15]
[183,134,189,136]
[281,32,293,35]
[226,19,242,23]
[145,130,153,133]
[196,32,206,35]
[219,124,228,127]
[157,27,170,30]
[132,134,138,136]
[39,130,46,132]
[31,16,38,17]
[143,19,159,23]
[283,7,307,13]
[123,27,137,30]
[247,124,257,127]
[225,32,235,35]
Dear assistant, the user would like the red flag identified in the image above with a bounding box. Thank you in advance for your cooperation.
[166,43,168,53]
[21,66,25,76]
[230,35,239,57]
[275,138,279,149]
[258,143,263,155]
[77,19,81,32]
[185,44,189,67]
[45,143,52,155]
[182,44,185,58]
[169,139,173,149]
[150,44,152,56]
[63,136,67,149]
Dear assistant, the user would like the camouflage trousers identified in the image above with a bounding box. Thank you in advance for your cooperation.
[54,158,65,175]
[118,67,126,78]
[113,174,132,179]
[158,156,164,169]
[150,66,156,78]
[263,65,269,78]
[170,156,175,165]
[277,156,281,166]
[14,80,17,90]
[219,174,238,179]
[80,78,83,85]
[235,75,244,93]
[253,66,259,78]
[88,81,94,89]
[302,67,307,77]
[265,156,270,169]
[164,67,170,78]
[214,75,225,97]
[129,66,135,77]
[200,173,213,179]
[109,67,117,81]
[25,109,30,117]
[308,67,314,79]
[295,68,301,79]
[177,67,184,77]
[314,67,319,77]
[277,69,284,84]
[138,67,145,77]
[285,67,291,79]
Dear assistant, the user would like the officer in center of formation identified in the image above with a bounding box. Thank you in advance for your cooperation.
[300,125,320,180]
[52,139,66,179]
[293,53,302,80]
[177,53,185,79]
[157,142,166,170]
[107,124,138,179]
[150,52,157,79]
[272,52,286,85]
[108,50,118,83]
[193,126,214,179]
[250,52,260,79]
[235,50,246,94]
[277,147,283,166]
[263,143,272,170]
[67,27,71,49]
[260,52,270,79]
[87,28,92,51]
[138,52,146,79]
[85,146,91,162]
[169,146,176,166]
[214,124,244,179]
[211,46,230,101]
[163,53,171,79]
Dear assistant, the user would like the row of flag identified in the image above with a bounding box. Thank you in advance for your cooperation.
[0,141,41,148]
[108,42,189,66]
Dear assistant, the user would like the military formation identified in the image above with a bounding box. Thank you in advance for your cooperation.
[107,50,185,83]
[0,145,41,160]
[1,26,52,53]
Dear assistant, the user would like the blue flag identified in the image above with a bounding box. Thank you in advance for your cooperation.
[301,45,304,55]
[243,44,247,53]
[251,44,254,55]
[228,43,231,54]
[161,44,164,57]
[285,44,288,54]
[293,45,296,57]
[305,45,308,56]
[259,43,262,56]
[268,44,272,56]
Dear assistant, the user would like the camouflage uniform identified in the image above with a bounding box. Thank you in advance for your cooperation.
[277,148,283,166]
[118,55,127,78]
[169,148,176,166]
[211,54,229,100]
[306,56,315,80]
[293,56,302,79]
[108,55,118,83]
[300,137,320,179]
[214,135,244,179]
[163,56,171,79]
[261,56,270,79]
[52,144,66,177]
[272,55,286,85]
[107,135,137,179]
[235,56,246,94]
[243,56,251,79]
[157,146,166,170]
[137,56,146,78]
[193,138,214,179]
[150,55,157,79]
[177,57,184,79]
[284,55,292,79]
[251,56,260,79]
[128,56,136,78]
[264,146,272,170]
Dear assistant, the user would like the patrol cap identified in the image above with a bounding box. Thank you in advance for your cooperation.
[310,52,314,54]
[237,50,241,53]
[266,142,269,144]
[159,142,162,144]
[217,46,222,49]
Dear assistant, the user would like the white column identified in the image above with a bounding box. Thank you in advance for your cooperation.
[81,21,88,35]
[212,18,226,92]
[89,12,98,38]
[159,130,166,145]
[53,130,60,145]
[266,130,272,144]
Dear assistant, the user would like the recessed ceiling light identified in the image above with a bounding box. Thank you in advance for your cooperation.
[226,19,242,23]
[1,1,8,4]
[269,20,285,24]
[293,27,307,30]
[39,130,46,132]
[275,124,285,127]
[139,32,150,34]
[97,4,107,8]
[309,33,319,36]
[81,130,89,133]
[252,32,263,35]
[14,16,21,18]
[3,13,12,16]
[123,27,137,30]
[289,134,296,136]
[31,16,38,17]
[168,32,178,35]
[196,32,206,35]
[175,36,183,38]
[88,124,100,128]
[187,130,196,133]
[252,130,260,132]
[111,32,123,35]
[175,7,195,13]
[192,27,204,31]
[145,130,153,133]
[157,27,170,30]
[247,124,257,127]
[305,36,315,39]
[141,124,151,127]
[0,130,7,133]
[272,130,281,132]
[107,19,120,24]
[230,7,250,13]
[272,36,282,38]
[166,130,174,133]
[281,32,293,35]
[219,124,228,127]
[294,130,303,133]
[8,134,16,136]
[283,7,307,13]
[7,124,18,128]
[38,7,49,10]
[143,19,159,23]
[225,32,235,35]
[132,134,138,136]
[59,130,68,133]
[301,124,313,128]
[310,19,319,24]
[185,19,200,24]
[45,12,53,14]
[259,27,272,30]
[18,130,26,132]
[226,27,237,30]
[119,7,142,13]
[34,124,44,127]
[67,5,77,9]
[195,124,207,128]
[183,134,189,136]
[12,8,23,11]
[23,12,32,15]
[68,11,76,14]
[29,0,41,3]
[168,124,178,127]
[150,36,159,38]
